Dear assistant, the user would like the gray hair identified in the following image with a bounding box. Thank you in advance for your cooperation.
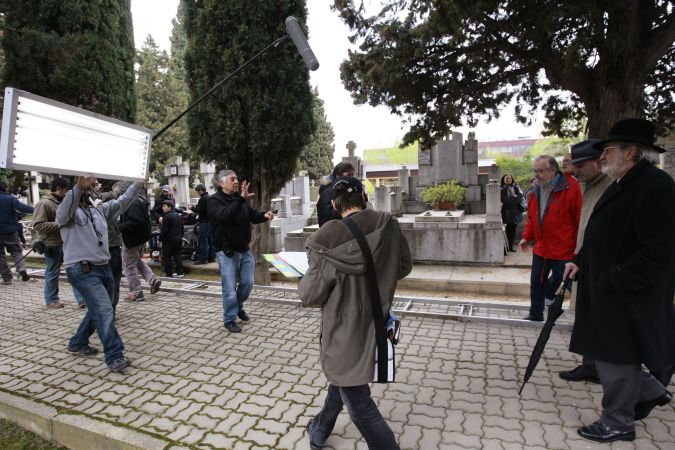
[217,169,236,185]
[534,155,560,172]
[633,145,660,165]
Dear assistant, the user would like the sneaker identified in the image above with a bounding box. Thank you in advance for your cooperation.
[175,273,185,278]
[66,344,99,357]
[135,292,145,301]
[108,357,132,373]
[46,302,64,309]
[19,270,30,282]
[150,279,161,294]
[224,321,242,333]
[237,310,250,322]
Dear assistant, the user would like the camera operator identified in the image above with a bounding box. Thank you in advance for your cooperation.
[56,175,142,373]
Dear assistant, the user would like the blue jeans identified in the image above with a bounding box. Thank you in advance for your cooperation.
[216,250,254,324]
[66,263,124,366]
[529,253,567,320]
[197,223,216,262]
[43,245,63,304]
[309,384,399,450]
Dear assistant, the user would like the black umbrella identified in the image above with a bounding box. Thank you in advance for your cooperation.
[519,278,569,394]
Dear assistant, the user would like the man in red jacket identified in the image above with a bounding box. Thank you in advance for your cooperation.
[518,155,581,321]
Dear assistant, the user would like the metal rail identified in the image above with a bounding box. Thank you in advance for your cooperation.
[24,268,572,330]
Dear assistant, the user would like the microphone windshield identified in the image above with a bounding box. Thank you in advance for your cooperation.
[285,16,319,71]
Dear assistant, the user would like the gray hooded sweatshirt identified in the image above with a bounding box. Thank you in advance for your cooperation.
[299,208,412,386]
[56,182,141,268]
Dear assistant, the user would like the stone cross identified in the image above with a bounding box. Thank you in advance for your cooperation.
[346,140,356,157]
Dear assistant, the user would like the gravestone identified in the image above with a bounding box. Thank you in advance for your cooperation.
[164,156,191,208]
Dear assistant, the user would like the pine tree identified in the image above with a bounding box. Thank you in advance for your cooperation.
[183,0,315,283]
[136,35,189,181]
[297,88,335,181]
[1,0,136,122]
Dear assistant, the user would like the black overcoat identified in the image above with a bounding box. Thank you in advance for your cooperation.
[570,160,675,368]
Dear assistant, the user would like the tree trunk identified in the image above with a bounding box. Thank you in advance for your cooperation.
[585,76,645,139]
[252,169,271,285]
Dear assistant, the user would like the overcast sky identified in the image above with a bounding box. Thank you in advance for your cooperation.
[130,1,544,160]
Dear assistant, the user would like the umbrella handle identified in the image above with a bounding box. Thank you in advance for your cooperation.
[554,277,570,296]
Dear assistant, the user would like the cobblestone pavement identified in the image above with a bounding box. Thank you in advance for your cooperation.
[0,279,673,450]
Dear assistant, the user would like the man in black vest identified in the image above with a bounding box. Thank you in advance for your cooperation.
[565,118,674,443]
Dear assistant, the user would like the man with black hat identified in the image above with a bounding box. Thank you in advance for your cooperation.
[565,118,675,443]
[151,185,173,224]
[300,176,412,449]
[558,139,613,383]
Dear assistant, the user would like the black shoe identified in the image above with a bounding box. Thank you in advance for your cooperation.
[559,364,600,383]
[306,418,321,450]
[108,357,132,373]
[577,421,635,443]
[66,344,99,357]
[224,321,242,333]
[150,279,161,294]
[237,310,250,322]
[19,270,30,282]
[523,314,544,322]
[635,390,672,420]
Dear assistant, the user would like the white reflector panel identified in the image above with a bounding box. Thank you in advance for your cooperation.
[0,88,152,181]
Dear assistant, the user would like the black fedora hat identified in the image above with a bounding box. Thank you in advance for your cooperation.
[570,139,602,164]
[592,118,666,153]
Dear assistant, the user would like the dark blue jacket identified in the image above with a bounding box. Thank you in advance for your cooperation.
[0,192,33,235]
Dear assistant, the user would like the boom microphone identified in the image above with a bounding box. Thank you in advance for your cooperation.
[285,16,319,71]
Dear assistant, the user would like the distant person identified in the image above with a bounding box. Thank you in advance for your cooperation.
[151,185,173,224]
[518,155,581,321]
[300,176,412,449]
[558,139,612,384]
[119,187,160,301]
[99,181,124,313]
[191,184,216,264]
[0,181,33,285]
[32,177,72,308]
[56,175,142,373]
[208,170,273,333]
[565,118,674,443]
[562,152,575,178]
[158,200,184,278]
[317,162,355,227]
[500,173,524,252]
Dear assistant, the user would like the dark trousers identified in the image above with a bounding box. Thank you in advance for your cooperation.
[595,360,668,431]
[162,241,184,277]
[109,246,122,311]
[309,384,399,450]
[505,223,517,249]
[197,222,216,262]
[529,254,567,320]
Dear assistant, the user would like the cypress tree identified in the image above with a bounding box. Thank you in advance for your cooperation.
[183,0,315,282]
[1,0,136,123]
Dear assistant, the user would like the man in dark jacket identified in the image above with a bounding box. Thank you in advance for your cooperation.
[300,177,412,449]
[565,118,675,443]
[0,181,33,285]
[208,170,273,333]
[120,190,160,301]
[159,200,184,278]
[191,184,215,264]
[316,162,355,227]
[151,185,173,224]
[518,155,581,321]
